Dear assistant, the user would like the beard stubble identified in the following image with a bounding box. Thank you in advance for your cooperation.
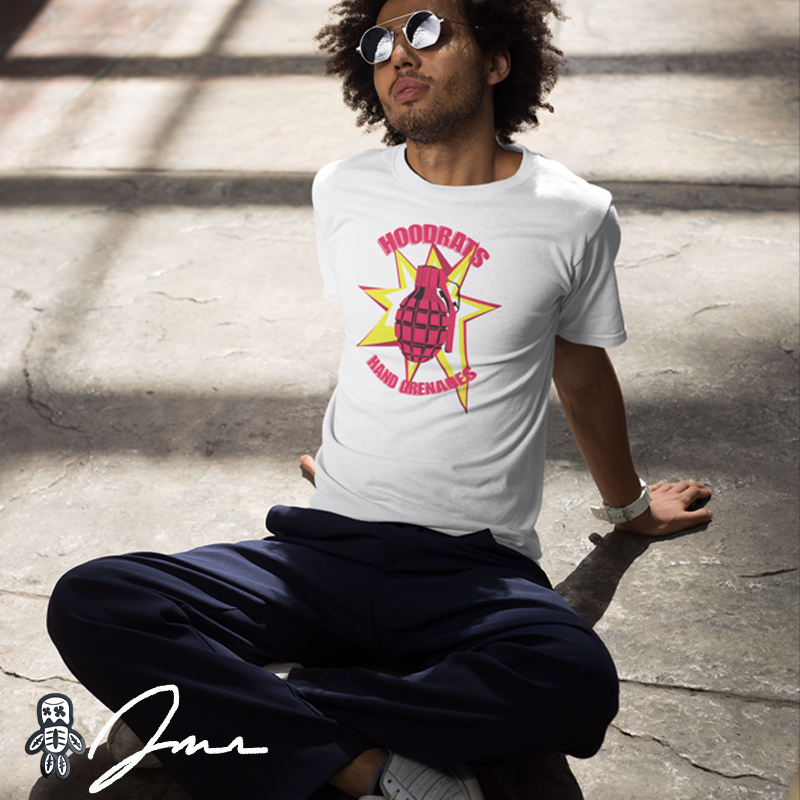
[382,68,487,146]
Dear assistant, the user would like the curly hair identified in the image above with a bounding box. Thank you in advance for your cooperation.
[315,0,566,146]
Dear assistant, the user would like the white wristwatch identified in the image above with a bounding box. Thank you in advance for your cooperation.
[590,478,651,525]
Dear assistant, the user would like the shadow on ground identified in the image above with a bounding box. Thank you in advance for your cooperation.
[0,173,796,211]
[553,526,715,627]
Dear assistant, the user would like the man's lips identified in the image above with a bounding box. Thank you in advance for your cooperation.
[393,77,431,103]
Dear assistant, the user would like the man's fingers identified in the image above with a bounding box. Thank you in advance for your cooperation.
[650,479,707,492]
[682,506,713,524]
[650,480,712,503]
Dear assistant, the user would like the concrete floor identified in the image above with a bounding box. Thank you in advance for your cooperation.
[1,1,798,798]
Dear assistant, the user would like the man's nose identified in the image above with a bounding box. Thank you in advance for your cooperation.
[389,30,422,68]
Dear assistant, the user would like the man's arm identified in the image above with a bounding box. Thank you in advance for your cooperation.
[552,335,712,536]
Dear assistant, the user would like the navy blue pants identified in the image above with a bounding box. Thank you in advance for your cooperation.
[48,506,618,800]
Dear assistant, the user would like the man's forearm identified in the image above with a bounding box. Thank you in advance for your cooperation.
[552,336,713,536]
[553,353,642,509]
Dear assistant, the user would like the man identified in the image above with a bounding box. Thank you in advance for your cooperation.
[47,1,713,799]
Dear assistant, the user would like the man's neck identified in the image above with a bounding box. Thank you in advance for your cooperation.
[404,135,522,187]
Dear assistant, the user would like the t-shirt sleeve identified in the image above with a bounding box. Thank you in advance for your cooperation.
[314,208,340,303]
[312,166,341,304]
[556,204,627,348]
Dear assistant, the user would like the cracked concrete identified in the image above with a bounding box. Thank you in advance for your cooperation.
[1,0,798,798]
[611,681,798,786]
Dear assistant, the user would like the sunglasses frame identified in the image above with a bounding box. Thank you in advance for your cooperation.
[356,10,475,65]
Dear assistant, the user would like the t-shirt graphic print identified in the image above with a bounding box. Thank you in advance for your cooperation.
[358,229,499,413]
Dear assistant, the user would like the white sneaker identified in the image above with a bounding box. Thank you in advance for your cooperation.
[263,661,304,679]
[362,752,485,800]
[106,717,163,769]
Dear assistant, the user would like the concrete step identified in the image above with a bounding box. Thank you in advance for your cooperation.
[0,0,797,183]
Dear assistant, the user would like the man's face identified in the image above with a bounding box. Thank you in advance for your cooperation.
[371,0,491,145]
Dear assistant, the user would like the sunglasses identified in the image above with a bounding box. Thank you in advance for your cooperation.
[356,10,475,65]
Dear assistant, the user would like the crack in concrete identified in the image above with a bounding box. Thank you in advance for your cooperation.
[1,665,78,684]
[148,291,222,305]
[632,367,687,378]
[619,677,800,708]
[22,323,89,435]
[736,567,798,578]
[611,723,787,787]
[618,243,691,269]
[25,455,89,497]
[690,301,735,322]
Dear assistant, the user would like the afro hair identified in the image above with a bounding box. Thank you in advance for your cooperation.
[315,0,566,145]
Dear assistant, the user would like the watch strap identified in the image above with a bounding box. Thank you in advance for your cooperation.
[590,479,651,525]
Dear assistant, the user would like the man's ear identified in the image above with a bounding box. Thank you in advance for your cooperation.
[486,48,511,86]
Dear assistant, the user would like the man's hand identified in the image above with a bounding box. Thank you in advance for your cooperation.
[614,480,712,537]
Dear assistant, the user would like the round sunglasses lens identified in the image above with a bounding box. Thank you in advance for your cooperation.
[406,11,441,49]
[360,26,393,63]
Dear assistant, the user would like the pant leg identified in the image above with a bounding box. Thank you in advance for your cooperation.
[282,519,619,765]
[49,506,618,797]
[47,532,384,800]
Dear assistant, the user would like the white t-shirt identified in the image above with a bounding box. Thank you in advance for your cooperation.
[309,144,626,561]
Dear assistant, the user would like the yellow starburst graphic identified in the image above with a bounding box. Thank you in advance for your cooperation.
[358,244,499,412]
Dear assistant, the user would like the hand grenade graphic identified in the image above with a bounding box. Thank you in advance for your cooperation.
[394,264,456,363]
[25,694,86,780]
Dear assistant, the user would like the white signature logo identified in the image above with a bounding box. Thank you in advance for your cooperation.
[88,684,268,793]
